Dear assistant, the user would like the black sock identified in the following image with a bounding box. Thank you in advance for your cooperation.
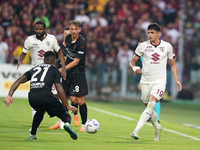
[79,103,87,125]
[31,112,44,135]
[58,112,71,124]
[72,103,78,115]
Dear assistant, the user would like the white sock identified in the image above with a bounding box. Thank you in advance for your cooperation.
[150,110,159,129]
[135,101,156,132]
[64,122,70,126]
[30,134,36,138]
[59,119,65,129]
[32,108,36,118]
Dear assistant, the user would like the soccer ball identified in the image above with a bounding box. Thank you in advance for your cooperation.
[85,119,100,134]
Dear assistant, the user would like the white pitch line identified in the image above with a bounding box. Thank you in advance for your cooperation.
[0,130,64,135]
[88,106,200,141]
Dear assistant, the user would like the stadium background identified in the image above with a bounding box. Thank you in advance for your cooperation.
[0,0,200,101]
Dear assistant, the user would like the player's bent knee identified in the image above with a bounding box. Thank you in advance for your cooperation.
[70,97,77,104]
[77,97,85,105]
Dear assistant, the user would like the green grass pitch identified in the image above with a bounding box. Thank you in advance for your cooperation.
[0,97,200,150]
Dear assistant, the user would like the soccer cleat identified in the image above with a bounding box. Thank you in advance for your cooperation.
[80,125,86,132]
[74,115,80,126]
[64,125,78,140]
[154,125,162,141]
[28,135,37,140]
[130,130,139,140]
[49,121,60,130]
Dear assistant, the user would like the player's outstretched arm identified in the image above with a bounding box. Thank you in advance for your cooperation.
[57,50,66,80]
[55,83,77,113]
[17,52,27,70]
[169,58,182,91]
[4,75,28,107]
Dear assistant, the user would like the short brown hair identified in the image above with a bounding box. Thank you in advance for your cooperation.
[69,20,81,27]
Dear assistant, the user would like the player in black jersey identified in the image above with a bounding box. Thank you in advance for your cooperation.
[49,27,75,129]
[61,20,88,131]
[4,51,78,140]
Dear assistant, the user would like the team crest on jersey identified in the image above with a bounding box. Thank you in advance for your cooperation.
[160,47,165,52]
[73,44,76,50]
[46,41,50,46]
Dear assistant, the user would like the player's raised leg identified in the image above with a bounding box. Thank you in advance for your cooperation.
[59,112,78,140]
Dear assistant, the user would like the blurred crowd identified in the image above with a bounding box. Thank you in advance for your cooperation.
[1,0,200,99]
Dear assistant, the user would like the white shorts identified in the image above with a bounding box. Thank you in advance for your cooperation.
[141,82,166,103]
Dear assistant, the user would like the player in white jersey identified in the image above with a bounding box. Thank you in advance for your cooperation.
[129,23,182,141]
[17,20,67,130]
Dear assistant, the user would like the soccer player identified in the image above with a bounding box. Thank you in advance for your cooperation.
[4,51,78,140]
[138,56,161,123]
[61,20,88,132]
[49,27,80,129]
[17,20,67,128]
[129,23,182,141]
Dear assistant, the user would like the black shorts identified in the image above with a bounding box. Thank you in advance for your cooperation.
[62,72,88,97]
[28,90,67,117]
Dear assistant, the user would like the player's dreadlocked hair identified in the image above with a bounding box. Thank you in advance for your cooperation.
[34,20,46,29]
[147,23,161,32]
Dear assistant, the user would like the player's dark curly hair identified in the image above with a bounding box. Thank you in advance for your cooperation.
[147,23,161,32]
[34,20,46,29]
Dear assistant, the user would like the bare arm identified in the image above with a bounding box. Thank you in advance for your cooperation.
[129,55,142,74]
[169,58,182,91]
[55,83,77,113]
[4,75,28,107]
[57,50,67,80]
[59,58,80,72]
[17,52,27,70]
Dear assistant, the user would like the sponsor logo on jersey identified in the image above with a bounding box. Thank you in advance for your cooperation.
[38,49,45,60]
[160,47,165,52]
[46,41,50,46]
[151,53,160,64]
[32,43,39,48]
[78,51,84,54]
[66,47,75,60]
[31,82,45,89]
[145,48,154,52]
